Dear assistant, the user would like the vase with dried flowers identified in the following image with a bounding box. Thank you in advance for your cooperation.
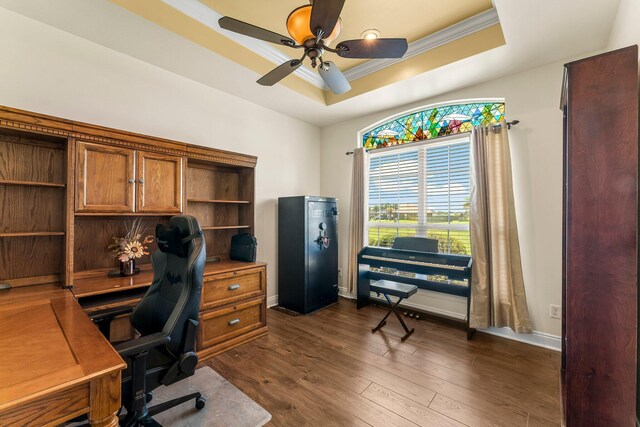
[108,218,154,276]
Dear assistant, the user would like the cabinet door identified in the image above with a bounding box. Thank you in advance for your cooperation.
[136,151,182,213]
[76,142,135,212]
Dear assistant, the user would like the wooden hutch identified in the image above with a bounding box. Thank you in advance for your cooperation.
[0,105,267,360]
[561,46,638,425]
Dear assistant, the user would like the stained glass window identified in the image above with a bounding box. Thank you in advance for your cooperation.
[362,102,505,149]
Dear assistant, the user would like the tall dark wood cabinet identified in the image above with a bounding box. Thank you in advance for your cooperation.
[561,45,639,426]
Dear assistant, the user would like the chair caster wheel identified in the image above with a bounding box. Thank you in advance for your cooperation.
[195,396,206,410]
[146,391,153,403]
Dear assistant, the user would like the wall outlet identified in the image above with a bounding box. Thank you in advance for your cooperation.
[549,304,561,319]
[338,268,342,278]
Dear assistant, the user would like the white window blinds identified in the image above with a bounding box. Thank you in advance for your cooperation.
[367,137,471,254]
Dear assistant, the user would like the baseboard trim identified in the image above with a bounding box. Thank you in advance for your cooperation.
[267,295,278,308]
[371,294,467,321]
[338,286,354,299]
[349,289,561,351]
[368,291,467,322]
[268,291,561,351]
[480,327,561,351]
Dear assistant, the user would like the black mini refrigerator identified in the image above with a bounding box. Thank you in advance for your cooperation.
[278,196,339,314]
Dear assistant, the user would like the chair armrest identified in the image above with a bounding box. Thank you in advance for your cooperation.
[114,332,171,357]
[89,305,134,322]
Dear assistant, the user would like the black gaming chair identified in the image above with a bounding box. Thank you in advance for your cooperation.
[115,215,207,426]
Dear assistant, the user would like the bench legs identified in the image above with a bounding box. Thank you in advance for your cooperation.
[372,294,415,341]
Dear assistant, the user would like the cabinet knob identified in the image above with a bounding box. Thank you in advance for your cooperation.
[128,178,135,183]
[228,284,241,291]
[228,318,240,326]
[138,178,145,184]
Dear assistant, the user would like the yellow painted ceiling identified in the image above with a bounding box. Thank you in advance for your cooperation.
[202,0,494,71]
[111,0,504,105]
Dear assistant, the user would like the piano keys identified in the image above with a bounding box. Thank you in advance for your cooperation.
[357,246,474,339]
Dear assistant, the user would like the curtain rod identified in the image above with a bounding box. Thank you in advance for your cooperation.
[346,120,520,155]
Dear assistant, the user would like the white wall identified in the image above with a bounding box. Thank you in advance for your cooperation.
[608,0,640,52]
[320,60,566,339]
[0,7,321,299]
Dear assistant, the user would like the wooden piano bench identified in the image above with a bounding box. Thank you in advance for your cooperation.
[370,280,418,341]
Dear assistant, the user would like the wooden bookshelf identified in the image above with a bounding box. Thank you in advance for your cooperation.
[0,104,264,364]
[187,199,251,204]
[185,160,255,260]
[0,231,65,237]
[0,129,68,286]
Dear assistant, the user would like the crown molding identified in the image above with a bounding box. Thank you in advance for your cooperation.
[343,8,500,82]
[161,0,325,88]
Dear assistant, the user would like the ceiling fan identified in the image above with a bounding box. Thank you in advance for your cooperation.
[218,0,409,94]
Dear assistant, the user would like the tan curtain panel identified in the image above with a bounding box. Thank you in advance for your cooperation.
[347,148,368,294]
[469,122,532,333]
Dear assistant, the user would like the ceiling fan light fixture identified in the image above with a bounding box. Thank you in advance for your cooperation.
[219,0,407,94]
[286,5,342,45]
[360,29,380,40]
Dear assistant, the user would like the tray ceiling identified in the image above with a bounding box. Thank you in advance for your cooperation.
[202,0,494,71]
[111,0,505,105]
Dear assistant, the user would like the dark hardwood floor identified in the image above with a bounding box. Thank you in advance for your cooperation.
[206,299,561,426]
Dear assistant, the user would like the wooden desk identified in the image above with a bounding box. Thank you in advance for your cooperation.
[72,261,269,359]
[72,261,265,299]
[0,285,126,426]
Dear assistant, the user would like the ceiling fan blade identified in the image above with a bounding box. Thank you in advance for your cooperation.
[310,0,345,38]
[257,60,303,86]
[336,38,408,59]
[319,61,351,94]
[218,16,296,47]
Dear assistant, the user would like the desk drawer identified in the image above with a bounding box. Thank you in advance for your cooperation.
[201,267,264,309]
[199,298,264,348]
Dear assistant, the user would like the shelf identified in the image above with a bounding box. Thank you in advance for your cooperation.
[187,199,251,204]
[201,225,250,230]
[0,179,65,188]
[0,231,65,237]
[75,212,175,217]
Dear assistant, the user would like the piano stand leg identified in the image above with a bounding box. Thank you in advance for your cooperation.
[371,320,387,333]
[372,308,391,332]
[371,294,415,342]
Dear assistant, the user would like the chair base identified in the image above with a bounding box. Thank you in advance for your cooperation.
[120,392,205,427]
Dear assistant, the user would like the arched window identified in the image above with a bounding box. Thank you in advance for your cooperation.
[364,101,504,254]
[362,101,504,149]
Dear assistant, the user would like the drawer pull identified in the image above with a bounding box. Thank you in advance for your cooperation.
[228,318,241,326]
[228,284,241,291]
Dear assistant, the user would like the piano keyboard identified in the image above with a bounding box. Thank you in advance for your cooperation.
[361,254,466,271]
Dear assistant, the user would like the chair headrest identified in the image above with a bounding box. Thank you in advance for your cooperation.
[156,216,203,258]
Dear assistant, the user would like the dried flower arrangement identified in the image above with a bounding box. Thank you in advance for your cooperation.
[108,218,154,263]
